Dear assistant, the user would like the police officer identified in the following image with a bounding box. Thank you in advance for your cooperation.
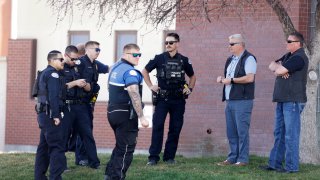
[105,43,149,180]
[71,40,103,169]
[61,45,87,167]
[34,50,66,180]
[142,33,196,165]
[64,44,108,166]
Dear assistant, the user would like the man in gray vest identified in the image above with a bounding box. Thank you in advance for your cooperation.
[260,32,308,173]
[216,34,257,166]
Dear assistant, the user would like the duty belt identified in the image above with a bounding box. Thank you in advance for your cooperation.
[158,89,183,98]
[65,99,84,104]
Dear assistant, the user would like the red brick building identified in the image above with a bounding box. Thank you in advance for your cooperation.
[4,0,311,158]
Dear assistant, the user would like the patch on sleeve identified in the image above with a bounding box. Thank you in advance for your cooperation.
[129,70,138,76]
[51,72,59,78]
[188,59,192,64]
[75,60,81,65]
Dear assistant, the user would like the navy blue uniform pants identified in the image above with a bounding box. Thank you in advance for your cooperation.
[63,105,86,164]
[75,103,94,163]
[105,104,138,180]
[34,113,66,180]
[148,98,185,162]
[63,104,100,168]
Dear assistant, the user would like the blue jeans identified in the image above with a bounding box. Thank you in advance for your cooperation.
[268,102,305,172]
[225,100,253,163]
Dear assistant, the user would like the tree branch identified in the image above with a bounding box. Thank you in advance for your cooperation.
[265,0,296,37]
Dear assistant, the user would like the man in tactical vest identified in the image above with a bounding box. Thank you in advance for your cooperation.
[143,33,196,165]
[34,50,66,180]
[105,43,149,180]
[216,34,257,167]
[260,32,308,173]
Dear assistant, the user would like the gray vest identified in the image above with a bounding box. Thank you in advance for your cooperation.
[272,48,308,103]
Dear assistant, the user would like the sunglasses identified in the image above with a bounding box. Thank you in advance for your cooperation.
[287,40,300,44]
[126,53,142,58]
[88,47,101,52]
[229,42,241,46]
[66,54,78,61]
[165,41,178,45]
[53,58,64,62]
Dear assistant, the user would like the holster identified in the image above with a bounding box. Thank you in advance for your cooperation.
[35,103,48,114]
[158,89,185,99]
[152,91,159,106]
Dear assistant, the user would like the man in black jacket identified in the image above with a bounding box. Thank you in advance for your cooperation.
[260,32,308,173]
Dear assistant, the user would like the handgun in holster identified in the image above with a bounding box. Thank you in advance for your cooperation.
[152,91,159,106]
[35,103,48,114]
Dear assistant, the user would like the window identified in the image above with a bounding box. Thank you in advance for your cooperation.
[115,31,137,61]
[68,31,90,45]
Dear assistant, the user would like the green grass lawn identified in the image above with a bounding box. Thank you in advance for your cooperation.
[0,153,320,179]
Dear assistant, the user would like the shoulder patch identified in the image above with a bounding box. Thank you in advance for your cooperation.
[188,59,192,64]
[51,72,59,78]
[129,70,138,76]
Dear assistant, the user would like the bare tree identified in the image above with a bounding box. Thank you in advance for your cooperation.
[45,0,267,30]
[45,0,320,163]
[265,0,320,164]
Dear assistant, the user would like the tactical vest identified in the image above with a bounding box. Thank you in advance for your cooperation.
[222,50,256,101]
[272,48,308,103]
[157,55,185,89]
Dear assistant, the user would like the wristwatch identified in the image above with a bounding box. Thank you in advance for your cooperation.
[231,78,234,84]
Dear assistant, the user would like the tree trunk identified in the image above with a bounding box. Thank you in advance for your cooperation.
[266,0,320,164]
[300,32,320,164]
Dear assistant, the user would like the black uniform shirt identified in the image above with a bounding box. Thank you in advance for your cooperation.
[145,52,194,89]
[38,65,63,119]
[77,55,99,102]
[62,63,80,99]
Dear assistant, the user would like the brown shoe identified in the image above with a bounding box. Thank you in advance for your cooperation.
[217,160,233,166]
[233,162,248,166]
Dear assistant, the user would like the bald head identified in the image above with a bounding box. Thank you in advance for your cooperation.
[76,43,86,57]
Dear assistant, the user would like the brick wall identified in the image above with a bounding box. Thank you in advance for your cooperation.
[6,39,38,145]
[5,39,156,151]
[5,0,310,157]
[174,0,310,157]
[298,0,311,40]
